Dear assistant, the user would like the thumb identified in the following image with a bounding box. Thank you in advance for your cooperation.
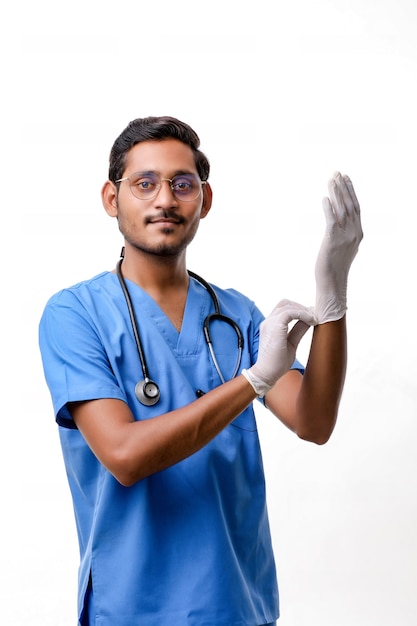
[288,319,311,349]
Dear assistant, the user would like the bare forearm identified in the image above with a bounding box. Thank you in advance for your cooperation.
[83,375,257,486]
[126,376,255,482]
[296,316,347,443]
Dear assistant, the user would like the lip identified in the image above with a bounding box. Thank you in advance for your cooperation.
[147,216,182,225]
[152,217,178,222]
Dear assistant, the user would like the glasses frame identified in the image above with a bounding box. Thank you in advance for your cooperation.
[114,172,207,202]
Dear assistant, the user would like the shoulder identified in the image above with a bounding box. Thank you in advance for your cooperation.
[196,277,265,326]
[39,272,120,333]
[216,285,257,310]
[43,271,115,308]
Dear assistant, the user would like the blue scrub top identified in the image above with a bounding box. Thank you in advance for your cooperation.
[39,271,303,625]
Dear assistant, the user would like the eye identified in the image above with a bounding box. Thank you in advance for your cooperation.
[131,173,158,192]
[172,175,196,194]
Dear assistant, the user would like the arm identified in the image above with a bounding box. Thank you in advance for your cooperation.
[70,376,257,486]
[264,316,346,444]
[264,171,362,444]
[71,300,315,486]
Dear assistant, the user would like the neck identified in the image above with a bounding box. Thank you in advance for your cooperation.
[118,244,189,292]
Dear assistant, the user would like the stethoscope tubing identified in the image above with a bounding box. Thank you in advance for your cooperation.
[116,258,151,381]
[116,254,244,404]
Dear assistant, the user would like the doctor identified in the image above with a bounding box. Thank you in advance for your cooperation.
[39,115,363,626]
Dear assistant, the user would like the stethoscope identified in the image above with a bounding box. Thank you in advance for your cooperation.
[116,249,244,406]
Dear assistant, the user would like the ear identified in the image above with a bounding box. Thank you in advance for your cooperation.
[200,182,213,219]
[101,181,118,217]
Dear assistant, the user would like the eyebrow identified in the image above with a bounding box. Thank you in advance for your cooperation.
[129,169,198,177]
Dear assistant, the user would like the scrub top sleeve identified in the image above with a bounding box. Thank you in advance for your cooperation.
[246,300,263,364]
[39,293,126,428]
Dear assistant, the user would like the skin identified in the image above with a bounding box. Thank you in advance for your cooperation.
[69,138,347,487]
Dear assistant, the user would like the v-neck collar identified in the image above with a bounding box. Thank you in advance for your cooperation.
[115,274,212,355]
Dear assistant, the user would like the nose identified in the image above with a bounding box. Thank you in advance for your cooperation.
[154,178,178,205]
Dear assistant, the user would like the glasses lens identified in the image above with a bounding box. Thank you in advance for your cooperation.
[170,174,202,201]
[129,172,160,199]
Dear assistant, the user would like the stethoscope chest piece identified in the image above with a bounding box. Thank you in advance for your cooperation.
[135,379,160,406]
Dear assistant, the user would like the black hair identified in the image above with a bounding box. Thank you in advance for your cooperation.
[108,116,210,183]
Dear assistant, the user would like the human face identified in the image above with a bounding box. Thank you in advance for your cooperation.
[103,139,212,258]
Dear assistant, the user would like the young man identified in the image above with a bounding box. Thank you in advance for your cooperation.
[39,116,363,625]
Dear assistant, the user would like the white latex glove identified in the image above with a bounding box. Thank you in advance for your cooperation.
[242,299,315,397]
[314,172,363,324]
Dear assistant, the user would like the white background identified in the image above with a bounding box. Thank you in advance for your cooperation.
[2,0,416,624]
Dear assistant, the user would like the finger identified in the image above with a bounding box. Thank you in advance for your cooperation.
[337,173,357,217]
[342,174,361,215]
[269,301,316,328]
[328,172,347,227]
[322,196,337,230]
[288,319,311,349]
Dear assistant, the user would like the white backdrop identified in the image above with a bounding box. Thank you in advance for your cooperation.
[2,1,416,624]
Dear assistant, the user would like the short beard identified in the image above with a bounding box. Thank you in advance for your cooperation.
[124,235,190,259]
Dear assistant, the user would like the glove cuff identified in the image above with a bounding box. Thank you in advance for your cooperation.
[314,294,347,324]
[241,368,272,398]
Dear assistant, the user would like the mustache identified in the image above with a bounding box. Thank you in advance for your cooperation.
[145,210,185,224]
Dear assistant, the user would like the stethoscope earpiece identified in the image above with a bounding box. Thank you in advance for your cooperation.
[135,379,161,406]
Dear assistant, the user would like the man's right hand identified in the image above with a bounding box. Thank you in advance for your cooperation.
[242,299,315,397]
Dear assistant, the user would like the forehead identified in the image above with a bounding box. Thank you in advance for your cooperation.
[124,138,197,175]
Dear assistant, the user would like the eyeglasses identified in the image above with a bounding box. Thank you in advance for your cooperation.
[115,171,206,202]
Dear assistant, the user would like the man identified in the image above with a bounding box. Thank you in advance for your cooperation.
[39,116,363,625]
